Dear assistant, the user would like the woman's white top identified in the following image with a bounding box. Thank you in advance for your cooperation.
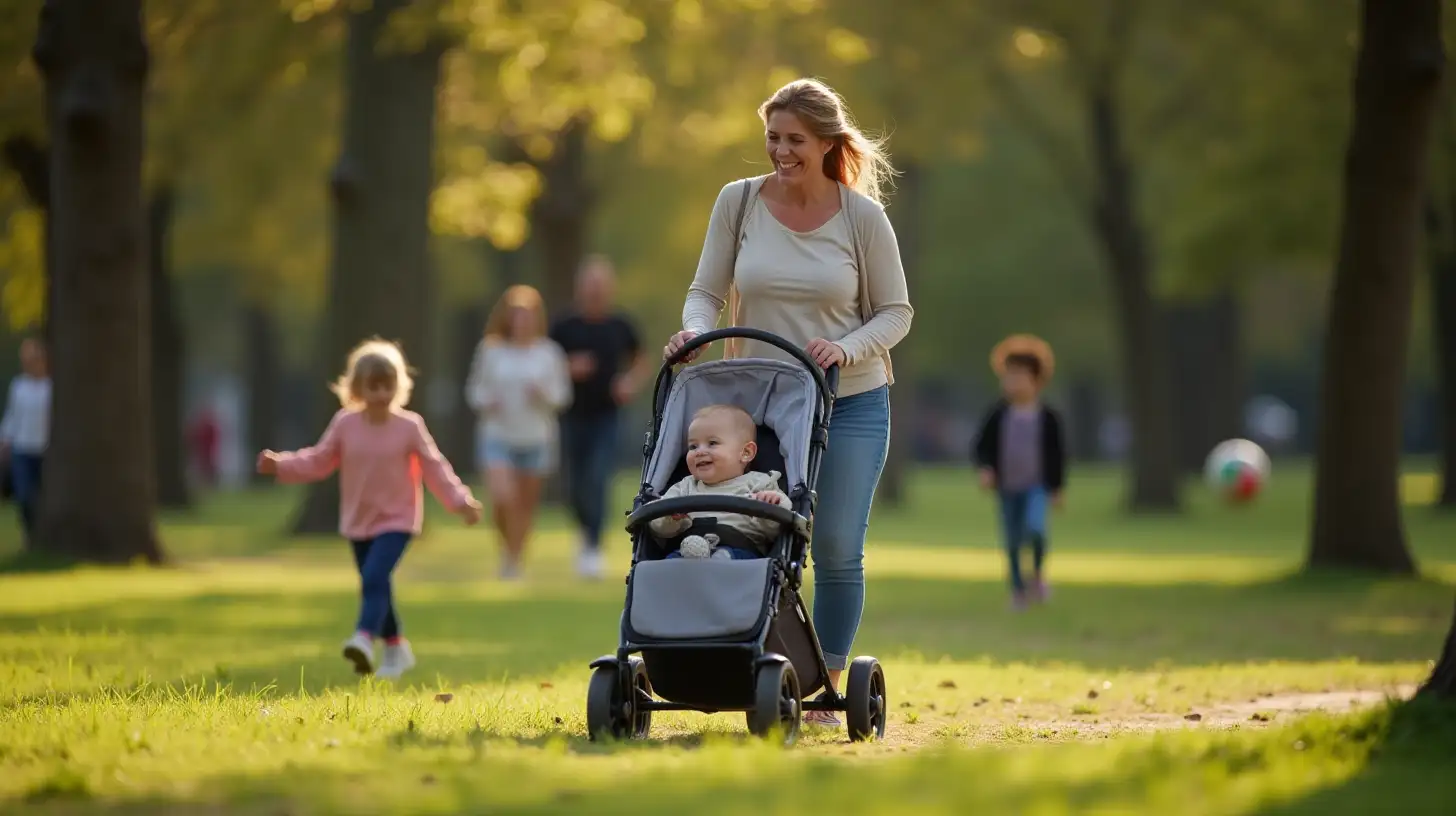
[682,179,913,397]
[464,339,572,447]
[0,375,51,454]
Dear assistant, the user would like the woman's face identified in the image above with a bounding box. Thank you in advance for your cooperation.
[765,109,831,189]
[506,306,534,340]
[19,340,45,376]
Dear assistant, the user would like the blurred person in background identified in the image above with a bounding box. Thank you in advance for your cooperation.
[0,337,50,545]
[467,285,573,580]
[549,256,646,580]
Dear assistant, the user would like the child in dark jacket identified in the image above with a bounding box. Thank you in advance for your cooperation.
[973,335,1066,610]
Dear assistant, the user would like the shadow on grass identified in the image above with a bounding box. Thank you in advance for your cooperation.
[1249,696,1456,815]
[3,565,1451,713]
[15,701,1456,815]
[0,549,82,575]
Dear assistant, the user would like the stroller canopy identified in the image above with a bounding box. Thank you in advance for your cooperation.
[646,358,821,494]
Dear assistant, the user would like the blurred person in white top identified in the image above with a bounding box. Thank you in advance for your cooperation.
[0,337,51,542]
[465,285,572,579]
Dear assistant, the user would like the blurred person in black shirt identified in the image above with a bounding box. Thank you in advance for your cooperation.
[548,255,646,579]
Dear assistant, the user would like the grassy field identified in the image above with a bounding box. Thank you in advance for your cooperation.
[2,464,1456,814]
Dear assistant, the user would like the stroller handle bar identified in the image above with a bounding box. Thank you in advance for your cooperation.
[625,495,810,538]
[663,327,840,407]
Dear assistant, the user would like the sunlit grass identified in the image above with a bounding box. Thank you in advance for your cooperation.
[1,464,1454,813]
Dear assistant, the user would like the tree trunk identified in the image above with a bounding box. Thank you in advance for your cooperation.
[1418,596,1456,698]
[878,161,922,507]
[1167,290,1245,472]
[1,136,53,342]
[292,0,443,534]
[531,119,592,315]
[1308,0,1443,573]
[31,0,162,563]
[244,303,280,487]
[149,186,189,509]
[1086,81,1182,512]
[1432,240,1456,508]
[447,304,484,474]
[1066,379,1103,462]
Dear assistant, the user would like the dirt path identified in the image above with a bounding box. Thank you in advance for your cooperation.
[807,685,1420,751]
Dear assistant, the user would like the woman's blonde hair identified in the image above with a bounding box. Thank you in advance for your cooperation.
[484,284,548,342]
[330,337,414,410]
[759,78,895,205]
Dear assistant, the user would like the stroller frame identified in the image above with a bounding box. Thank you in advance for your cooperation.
[584,327,888,744]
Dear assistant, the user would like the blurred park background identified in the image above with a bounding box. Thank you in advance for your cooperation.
[1,0,1451,535]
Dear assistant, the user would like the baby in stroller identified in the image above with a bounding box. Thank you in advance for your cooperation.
[650,404,791,561]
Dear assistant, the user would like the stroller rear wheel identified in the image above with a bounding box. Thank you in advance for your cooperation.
[747,657,801,743]
[845,656,887,742]
[586,657,652,741]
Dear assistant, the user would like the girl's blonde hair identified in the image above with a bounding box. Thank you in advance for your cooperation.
[759,78,895,205]
[330,337,414,410]
[484,284,548,342]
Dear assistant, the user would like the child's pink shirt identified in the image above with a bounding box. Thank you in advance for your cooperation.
[273,408,474,540]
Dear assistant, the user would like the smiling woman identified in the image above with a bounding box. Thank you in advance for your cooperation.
[662,77,914,727]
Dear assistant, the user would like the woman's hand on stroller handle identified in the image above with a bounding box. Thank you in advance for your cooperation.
[663,330,701,362]
[805,338,846,370]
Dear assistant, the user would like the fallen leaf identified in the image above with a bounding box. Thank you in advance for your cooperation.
[539,682,554,690]
[435,693,454,703]
[938,680,957,689]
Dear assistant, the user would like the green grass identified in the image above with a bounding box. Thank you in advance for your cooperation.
[2,464,1456,813]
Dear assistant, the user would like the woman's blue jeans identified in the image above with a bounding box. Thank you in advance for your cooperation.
[810,385,890,671]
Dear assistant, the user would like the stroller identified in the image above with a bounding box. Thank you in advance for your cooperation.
[584,327,888,744]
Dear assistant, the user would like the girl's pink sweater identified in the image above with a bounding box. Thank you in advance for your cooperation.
[274,409,474,540]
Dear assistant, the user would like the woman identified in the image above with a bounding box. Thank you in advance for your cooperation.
[466,285,573,580]
[0,337,51,545]
[664,78,913,726]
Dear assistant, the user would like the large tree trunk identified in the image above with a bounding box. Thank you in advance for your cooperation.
[1433,239,1456,508]
[1308,0,1443,573]
[31,0,162,563]
[1418,596,1456,698]
[1,136,53,342]
[531,119,592,315]
[149,186,189,509]
[1087,81,1182,512]
[447,304,483,473]
[1167,290,1245,472]
[244,304,280,487]
[291,0,443,534]
[878,161,922,507]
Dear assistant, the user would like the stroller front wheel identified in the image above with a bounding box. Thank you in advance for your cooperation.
[586,657,652,742]
[845,656,887,742]
[747,657,801,744]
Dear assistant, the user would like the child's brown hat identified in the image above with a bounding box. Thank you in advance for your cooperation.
[990,334,1055,382]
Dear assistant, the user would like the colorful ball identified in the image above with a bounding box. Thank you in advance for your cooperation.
[1203,438,1270,504]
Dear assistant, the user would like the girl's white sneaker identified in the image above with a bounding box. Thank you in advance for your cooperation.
[376,641,416,679]
[342,632,375,675]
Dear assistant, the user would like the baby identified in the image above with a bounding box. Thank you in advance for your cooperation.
[650,404,791,560]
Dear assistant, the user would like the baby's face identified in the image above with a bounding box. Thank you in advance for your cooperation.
[684,415,753,485]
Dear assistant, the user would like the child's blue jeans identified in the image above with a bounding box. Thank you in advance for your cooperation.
[351,531,411,639]
[998,486,1049,593]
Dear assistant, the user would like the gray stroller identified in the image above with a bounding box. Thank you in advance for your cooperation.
[584,327,888,744]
